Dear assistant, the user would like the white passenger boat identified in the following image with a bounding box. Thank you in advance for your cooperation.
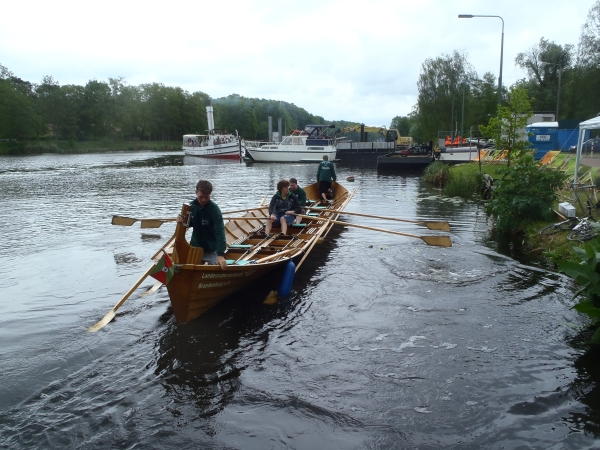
[438,146,480,163]
[244,124,337,162]
[182,102,244,159]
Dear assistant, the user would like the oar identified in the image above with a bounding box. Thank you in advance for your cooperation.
[87,263,156,332]
[296,215,451,247]
[112,216,176,228]
[322,210,450,231]
[111,206,268,228]
[295,217,332,271]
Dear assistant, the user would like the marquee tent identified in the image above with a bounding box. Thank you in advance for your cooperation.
[574,115,600,185]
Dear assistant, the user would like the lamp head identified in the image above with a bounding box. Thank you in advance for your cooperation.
[458,14,474,18]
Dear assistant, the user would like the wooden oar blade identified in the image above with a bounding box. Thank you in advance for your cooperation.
[112,216,137,226]
[87,309,116,332]
[425,222,451,231]
[140,219,166,228]
[421,235,452,247]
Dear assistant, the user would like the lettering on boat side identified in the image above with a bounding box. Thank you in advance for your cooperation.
[202,272,244,279]
[198,281,231,289]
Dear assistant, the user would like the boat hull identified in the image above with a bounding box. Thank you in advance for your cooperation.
[164,181,353,323]
[245,146,336,162]
[377,153,434,169]
[183,141,244,159]
[438,146,480,164]
[166,261,282,322]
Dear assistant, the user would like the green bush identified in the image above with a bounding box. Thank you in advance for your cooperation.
[423,161,450,187]
[444,168,484,198]
[554,233,600,344]
[486,153,566,233]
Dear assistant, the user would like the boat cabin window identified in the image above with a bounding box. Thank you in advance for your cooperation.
[293,138,303,145]
[281,138,292,145]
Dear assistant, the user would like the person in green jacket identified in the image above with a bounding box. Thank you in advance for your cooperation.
[289,177,307,224]
[176,179,227,270]
[316,154,336,203]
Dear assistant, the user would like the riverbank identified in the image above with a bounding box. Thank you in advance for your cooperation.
[445,152,600,263]
[0,139,182,154]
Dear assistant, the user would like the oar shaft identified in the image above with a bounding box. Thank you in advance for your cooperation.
[113,263,156,311]
[296,215,451,247]
[328,210,450,230]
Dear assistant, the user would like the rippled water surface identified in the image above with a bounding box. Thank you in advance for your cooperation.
[1,151,600,449]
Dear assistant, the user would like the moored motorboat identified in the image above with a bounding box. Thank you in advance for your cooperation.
[183,101,244,159]
[244,125,337,163]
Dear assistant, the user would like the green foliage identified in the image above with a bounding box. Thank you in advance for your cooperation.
[485,153,566,233]
[554,233,600,343]
[423,161,450,187]
[479,86,533,167]
[390,115,413,137]
[416,51,478,141]
[0,64,334,150]
[444,167,484,198]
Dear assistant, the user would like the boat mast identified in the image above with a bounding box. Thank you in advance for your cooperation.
[206,100,215,134]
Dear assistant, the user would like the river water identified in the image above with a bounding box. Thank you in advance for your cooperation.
[0,151,599,449]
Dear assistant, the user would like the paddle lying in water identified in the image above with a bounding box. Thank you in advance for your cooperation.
[296,215,452,247]
[323,210,450,231]
[112,206,268,228]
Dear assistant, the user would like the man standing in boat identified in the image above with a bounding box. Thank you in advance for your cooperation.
[316,154,337,203]
[265,179,302,236]
[289,177,307,224]
[176,180,227,269]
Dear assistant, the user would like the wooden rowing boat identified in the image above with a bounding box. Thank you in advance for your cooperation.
[164,181,354,323]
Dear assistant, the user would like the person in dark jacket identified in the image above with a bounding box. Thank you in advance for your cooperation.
[289,177,307,224]
[316,154,336,203]
[176,179,227,269]
[266,179,302,235]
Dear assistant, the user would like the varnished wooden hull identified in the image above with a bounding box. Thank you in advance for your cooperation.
[164,181,353,323]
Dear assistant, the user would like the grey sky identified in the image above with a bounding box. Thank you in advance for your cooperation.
[1,0,589,126]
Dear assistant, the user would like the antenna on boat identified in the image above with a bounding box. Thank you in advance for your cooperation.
[206,99,215,133]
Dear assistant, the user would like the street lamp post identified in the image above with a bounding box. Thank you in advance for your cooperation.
[458,14,504,110]
[540,61,563,121]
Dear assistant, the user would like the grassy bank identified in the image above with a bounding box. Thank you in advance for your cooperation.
[0,139,182,155]
[428,153,600,263]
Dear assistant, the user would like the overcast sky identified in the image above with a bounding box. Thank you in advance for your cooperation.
[1,0,591,126]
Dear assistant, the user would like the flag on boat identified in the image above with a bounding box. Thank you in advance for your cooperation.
[150,250,175,284]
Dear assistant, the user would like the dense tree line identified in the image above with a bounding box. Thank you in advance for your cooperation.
[0,68,336,143]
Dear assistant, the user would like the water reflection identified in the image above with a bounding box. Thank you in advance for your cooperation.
[184,155,242,166]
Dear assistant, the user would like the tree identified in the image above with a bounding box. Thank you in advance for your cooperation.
[577,0,600,67]
[389,116,412,137]
[467,72,498,132]
[0,77,43,140]
[514,37,574,116]
[416,51,477,141]
[80,80,111,140]
[478,86,533,167]
[484,152,565,233]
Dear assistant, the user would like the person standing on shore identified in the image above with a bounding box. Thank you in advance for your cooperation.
[316,154,336,203]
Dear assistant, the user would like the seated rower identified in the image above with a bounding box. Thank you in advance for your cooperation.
[289,177,307,224]
[265,179,302,236]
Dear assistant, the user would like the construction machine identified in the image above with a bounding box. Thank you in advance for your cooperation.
[339,124,413,148]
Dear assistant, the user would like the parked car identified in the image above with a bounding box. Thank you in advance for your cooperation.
[569,138,600,153]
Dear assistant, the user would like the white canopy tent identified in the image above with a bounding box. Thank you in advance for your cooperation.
[574,115,600,186]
